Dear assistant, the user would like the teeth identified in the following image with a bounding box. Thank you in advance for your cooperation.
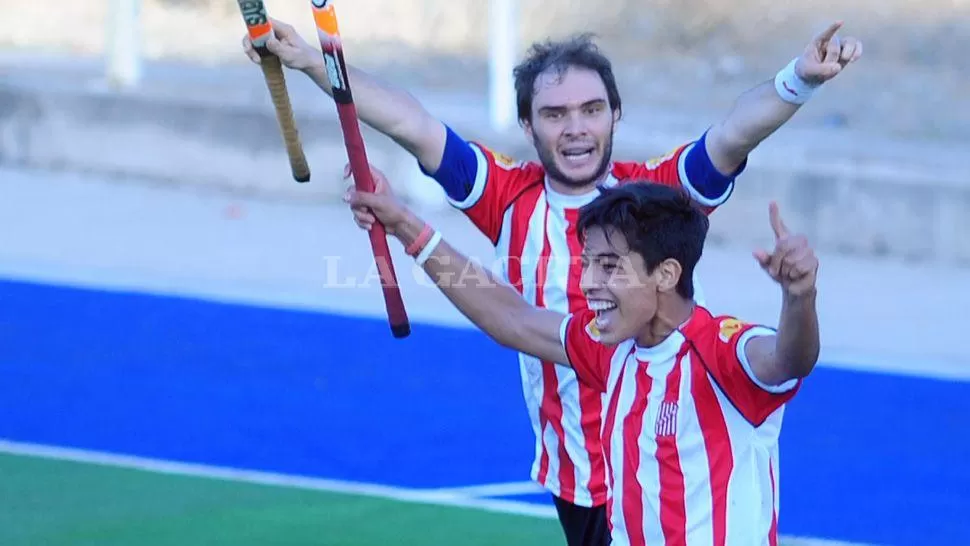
[588,300,617,311]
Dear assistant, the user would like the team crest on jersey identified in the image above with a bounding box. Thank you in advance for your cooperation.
[643,148,678,169]
[718,318,746,342]
[585,318,602,341]
[654,400,678,437]
[491,150,521,170]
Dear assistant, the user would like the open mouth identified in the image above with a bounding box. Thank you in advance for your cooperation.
[560,145,595,167]
[588,299,618,330]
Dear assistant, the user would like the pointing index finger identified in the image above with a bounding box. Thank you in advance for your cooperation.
[769,201,790,240]
[815,21,844,47]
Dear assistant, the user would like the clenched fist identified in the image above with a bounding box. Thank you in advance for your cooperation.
[242,18,322,73]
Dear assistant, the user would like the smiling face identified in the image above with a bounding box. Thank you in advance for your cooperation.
[576,184,709,345]
[579,225,684,345]
[523,66,619,193]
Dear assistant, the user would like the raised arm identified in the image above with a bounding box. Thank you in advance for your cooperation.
[343,167,570,364]
[243,19,447,172]
[746,202,821,385]
[704,21,863,175]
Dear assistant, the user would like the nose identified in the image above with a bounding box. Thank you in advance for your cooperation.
[563,110,587,137]
[580,262,603,294]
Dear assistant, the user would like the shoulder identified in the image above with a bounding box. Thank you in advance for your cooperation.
[695,310,754,340]
[564,309,621,352]
[697,313,775,357]
[472,143,546,199]
[612,145,690,176]
[684,308,747,346]
[472,143,544,176]
[564,308,597,339]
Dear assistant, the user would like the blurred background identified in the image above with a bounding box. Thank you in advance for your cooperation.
[1,1,968,545]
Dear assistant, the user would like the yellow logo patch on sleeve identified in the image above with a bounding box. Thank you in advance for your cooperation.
[643,148,678,169]
[491,150,520,169]
[718,318,745,343]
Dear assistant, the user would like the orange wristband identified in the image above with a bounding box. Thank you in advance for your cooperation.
[405,223,433,257]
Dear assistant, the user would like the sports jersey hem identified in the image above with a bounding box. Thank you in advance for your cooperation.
[736,326,800,393]
[445,142,489,210]
[529,466,600,508]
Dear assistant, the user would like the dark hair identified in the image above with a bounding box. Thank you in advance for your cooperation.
[512,33,622,124]
[577,183,709,299]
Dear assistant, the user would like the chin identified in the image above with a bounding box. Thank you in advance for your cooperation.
[556,158,607,187]
[562,157,599,174]
[558,169,600,187]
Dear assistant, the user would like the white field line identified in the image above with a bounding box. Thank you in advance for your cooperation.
[0,439,873,545]
[428,481,547,497]
[0,439,555,517]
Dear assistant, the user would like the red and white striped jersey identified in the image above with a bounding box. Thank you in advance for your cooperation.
[560,306,801,545]
[447,142,733,506]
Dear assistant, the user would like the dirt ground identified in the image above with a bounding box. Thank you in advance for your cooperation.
[3,0,969,142]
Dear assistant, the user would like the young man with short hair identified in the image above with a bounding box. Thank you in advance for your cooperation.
[345,170,820,546]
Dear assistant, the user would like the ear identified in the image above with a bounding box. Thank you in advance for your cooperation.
[655,258,683,294]
[612,108,620,127]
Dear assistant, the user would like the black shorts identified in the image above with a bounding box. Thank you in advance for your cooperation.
[552,495,611,546]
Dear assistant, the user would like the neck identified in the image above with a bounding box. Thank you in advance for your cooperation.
[546,172,609,196]
[635,297,695,348]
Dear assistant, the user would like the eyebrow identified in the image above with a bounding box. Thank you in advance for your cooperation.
[537,99,608,114]
[583,251,621,261]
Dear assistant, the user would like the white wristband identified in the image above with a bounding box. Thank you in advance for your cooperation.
[415,231,442,267]
[774,57,819,105]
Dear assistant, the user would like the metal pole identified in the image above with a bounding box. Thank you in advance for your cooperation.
[106,0,142,88]
[488,0,517,132]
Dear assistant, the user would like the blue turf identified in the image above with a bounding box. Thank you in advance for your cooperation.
[493,493,555,506]
[0,278,967,545]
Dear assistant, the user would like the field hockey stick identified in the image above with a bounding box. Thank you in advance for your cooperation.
[236,0,311,183]
[311,0,411,338]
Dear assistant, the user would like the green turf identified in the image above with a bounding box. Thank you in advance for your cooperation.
[0,453,564,546]
[0,452,830,546]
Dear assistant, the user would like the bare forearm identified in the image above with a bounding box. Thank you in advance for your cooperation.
[774,289,820,378]
[306,64,446,170]
[705,80,801,174]
[423,241,533,346]
[392,217,565,359]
